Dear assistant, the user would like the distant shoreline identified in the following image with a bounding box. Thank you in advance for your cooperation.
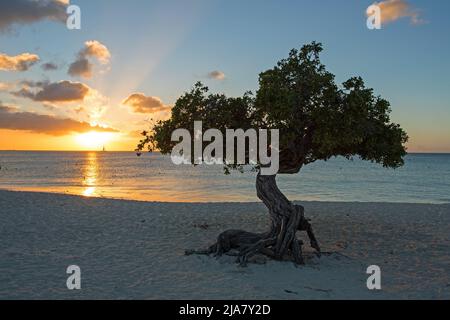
[0,188,449,205]
[1,150,450,155]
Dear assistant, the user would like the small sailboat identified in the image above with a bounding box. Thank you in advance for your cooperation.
[102,145,106,152]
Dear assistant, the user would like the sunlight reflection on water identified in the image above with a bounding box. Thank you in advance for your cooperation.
[0,151,449,203]
[82,152,98,197]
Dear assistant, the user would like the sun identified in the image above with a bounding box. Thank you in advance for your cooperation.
[75,131,115,150]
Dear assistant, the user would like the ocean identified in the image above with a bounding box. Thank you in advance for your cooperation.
[0,151,449,203]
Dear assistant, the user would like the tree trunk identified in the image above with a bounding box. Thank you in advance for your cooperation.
[186,171,321,266]
[253,173,320,261]
[256,173,301,259]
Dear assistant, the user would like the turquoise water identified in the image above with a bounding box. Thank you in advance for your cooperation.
[0,151,449,203]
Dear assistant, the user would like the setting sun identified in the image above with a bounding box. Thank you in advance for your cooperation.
[1,0,450,303]
[75,131,115,150]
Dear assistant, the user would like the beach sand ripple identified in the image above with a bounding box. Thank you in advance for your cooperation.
[0,190,449,299]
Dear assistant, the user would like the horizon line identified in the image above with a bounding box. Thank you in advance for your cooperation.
[0,150,449,155]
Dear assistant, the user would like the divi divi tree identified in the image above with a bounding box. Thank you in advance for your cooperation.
[137,42,408,266]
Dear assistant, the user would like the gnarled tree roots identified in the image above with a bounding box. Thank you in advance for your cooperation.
[186,204,321,267]
[186,173,321,266]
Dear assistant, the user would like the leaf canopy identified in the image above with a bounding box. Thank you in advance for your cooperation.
[138,42,408,174]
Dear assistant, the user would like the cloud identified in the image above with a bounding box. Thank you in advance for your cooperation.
[0,0,68,32]
[0,82,13,91]
[0,103,117,136]
[122,93,171,113]
[68,40,111,78]
[371,0,423,25]
[41,62,59,71]
[13,80,90,102]
[68,58,92,78]
[207,70,226,80]
[0,52,40,71]
[80,40,111,64]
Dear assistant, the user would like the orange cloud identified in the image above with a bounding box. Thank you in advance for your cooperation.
[68,40,111,78]
[82,40,111,64]
[0,52,40,71]
[0,82,12,91]
[123,93,171,113]
[0,104,117,136]
[372,0,423,25]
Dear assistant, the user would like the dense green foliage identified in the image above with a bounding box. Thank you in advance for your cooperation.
[137,42,407,173]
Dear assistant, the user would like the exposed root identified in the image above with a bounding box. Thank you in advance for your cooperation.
[236,236,277,267]
[292,239,305,266]
[299,216,321,255]
[186,173,321,267]
[186,208,321,267]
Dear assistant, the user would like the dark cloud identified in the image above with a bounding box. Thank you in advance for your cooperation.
[207,70,226,80]
[20,80,50,87]
[0,103,117,136]
[68,58,91,78]
[13,80,90,102]
[0,52,40,71]
[41,62,59,71]
[0,0,68,31]
[122,93,171,113]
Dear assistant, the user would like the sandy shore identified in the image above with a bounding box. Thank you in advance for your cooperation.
[0,190,449,299]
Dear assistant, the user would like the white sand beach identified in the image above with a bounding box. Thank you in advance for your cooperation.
[0,190,449,299]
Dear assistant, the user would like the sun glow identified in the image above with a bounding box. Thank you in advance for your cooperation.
[75,131,115,150]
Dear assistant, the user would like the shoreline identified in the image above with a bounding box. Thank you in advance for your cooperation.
[1,187,449,205]
[2,150,450,154]
[0,190,449,299]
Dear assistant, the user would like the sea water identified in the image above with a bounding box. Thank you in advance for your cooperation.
[0,151,449,203]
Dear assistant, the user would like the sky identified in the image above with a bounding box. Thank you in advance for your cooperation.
[0,0,449,152]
